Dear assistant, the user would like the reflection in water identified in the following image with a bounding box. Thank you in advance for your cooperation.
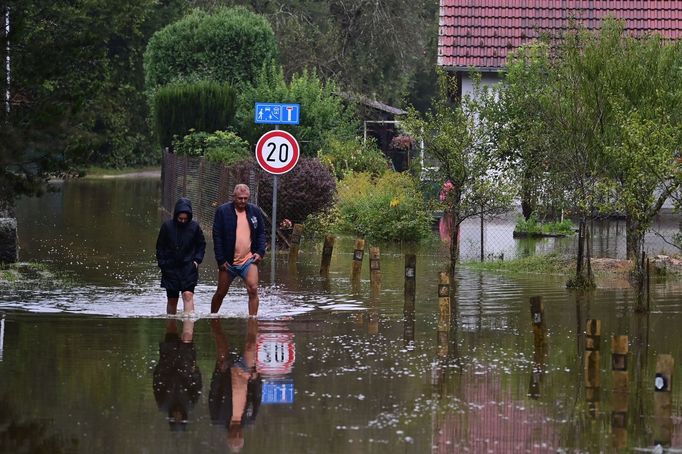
[0,394,78,453]
[210,319,262,452]
[152,320,202,431]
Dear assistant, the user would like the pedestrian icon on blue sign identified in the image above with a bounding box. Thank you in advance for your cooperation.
[255,103,300,125]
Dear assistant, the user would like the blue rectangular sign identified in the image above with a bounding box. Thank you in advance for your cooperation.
[261,379,294,404]
[255,103,300,125]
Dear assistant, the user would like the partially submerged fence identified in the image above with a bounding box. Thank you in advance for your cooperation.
[161,150,259,228]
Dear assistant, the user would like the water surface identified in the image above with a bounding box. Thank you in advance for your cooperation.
[2,178,682,452]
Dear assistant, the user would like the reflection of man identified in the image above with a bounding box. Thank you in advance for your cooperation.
[152,320,202,431]
[209,318,262,452]
[211,184,266,317]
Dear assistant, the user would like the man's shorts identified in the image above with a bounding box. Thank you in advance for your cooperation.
[166,287,195,299]
[226,257,255,280]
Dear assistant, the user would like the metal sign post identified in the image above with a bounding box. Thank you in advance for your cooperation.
[254,103,301,282]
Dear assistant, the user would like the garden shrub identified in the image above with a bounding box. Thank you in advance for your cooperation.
[319,137,390,179]
[514,213,575,236]
[154,81,237,148]
[258,157,336,224]
[144,7,278,92]
[335,172,432,242]
[172,130,250,166]
[235,65,357,155]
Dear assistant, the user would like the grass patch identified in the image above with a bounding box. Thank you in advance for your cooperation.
[515,214,575,236]
[81,166,160,178]
[464,253,573,275]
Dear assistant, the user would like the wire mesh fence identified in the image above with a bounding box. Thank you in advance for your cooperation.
[162,151,680,260]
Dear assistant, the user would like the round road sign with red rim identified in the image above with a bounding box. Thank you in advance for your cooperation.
[255,130,300,175]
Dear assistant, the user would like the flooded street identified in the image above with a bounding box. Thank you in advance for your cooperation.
[2,177,682,452]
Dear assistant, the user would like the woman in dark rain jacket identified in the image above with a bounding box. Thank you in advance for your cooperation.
[156,198,206,315]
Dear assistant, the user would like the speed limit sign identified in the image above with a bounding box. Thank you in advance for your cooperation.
[255,130,300,175]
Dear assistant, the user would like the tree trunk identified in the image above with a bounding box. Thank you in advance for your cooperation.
[448,212,460,277]
[520,174,535,220]
[0,194,17,264]
[626,217,645,290]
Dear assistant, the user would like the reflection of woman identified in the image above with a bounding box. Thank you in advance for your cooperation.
[153,320,202,431]
[209,319,262,452]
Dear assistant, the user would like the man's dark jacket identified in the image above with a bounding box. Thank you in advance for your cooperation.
[212,201,266,266]
[156,198,206,291]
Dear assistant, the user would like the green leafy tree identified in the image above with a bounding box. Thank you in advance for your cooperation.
[187,0,438,108]
[1,0,186,205]
[403,73,517,275]
[143,6,278,93]
[234,65,357,155]
[153,81,237,148]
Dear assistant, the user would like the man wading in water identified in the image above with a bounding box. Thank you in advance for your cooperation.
[211,184,266,317]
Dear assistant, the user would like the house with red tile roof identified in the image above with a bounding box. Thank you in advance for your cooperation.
[438,1,682,97]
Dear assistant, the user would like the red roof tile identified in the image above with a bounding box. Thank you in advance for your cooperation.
[439,1,682,70]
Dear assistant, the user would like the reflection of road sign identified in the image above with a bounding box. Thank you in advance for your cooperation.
[255,103,300,125]
[255,130,300,175]
[262,379,294,404]
[257,332,295,376]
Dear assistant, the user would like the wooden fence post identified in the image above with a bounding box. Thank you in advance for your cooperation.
[437,272,451,357]
[654,354,674,447]
[289,224,304,263]
[404,254,416,309]
[351,238,365,282]
[585,319,601,417]
[320,235,335,276]
[529,296,547,399]
[369,247,381,298]
[611,335,629,449]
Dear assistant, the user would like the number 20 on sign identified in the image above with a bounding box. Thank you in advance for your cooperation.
[255,130,300,175]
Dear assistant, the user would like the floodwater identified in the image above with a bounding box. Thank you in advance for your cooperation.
[2,178,682,452]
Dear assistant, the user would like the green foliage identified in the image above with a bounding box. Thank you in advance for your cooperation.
[235,65,357,155]
[334,172,432,242]
[207,0,438,107]
[258,158,337,224]
[319,137,389,179]
[514,214,575,236]
[172,130,250,166]
[153,81,237,148]
[2,0,187,196]
[144,7,278,93]
[464,253,573,275]
[403,71,517,270]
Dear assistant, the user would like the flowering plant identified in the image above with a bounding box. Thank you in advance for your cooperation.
[389,134,415,151]
[279,218,293,230]
[439,180,454,202]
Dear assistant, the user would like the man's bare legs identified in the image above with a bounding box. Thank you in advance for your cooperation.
[211,265,259,316]
[244,264,259,317]
[211,269,234,313]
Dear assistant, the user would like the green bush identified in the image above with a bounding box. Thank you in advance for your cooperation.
[172,130,250,166]
[235,65,357,155]
[335,172,432,242]
[144,7,278,92]
[319,137,390,179]
[153,81,237,148]
[515,213,575,236]
[258,158,336,224]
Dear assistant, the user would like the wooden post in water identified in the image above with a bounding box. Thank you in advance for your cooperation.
[654,354,674,448]
[437,272,451,357]
[351,238,365,281]
[584,319,601,417]
[288,224,304,263]
[369,247,382,298]
[611,335,629,449]
[529,296,547,399]
[404,254,416,309]
[319,235,335,276]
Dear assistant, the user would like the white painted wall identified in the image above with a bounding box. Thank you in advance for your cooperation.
[461,71,503,98]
